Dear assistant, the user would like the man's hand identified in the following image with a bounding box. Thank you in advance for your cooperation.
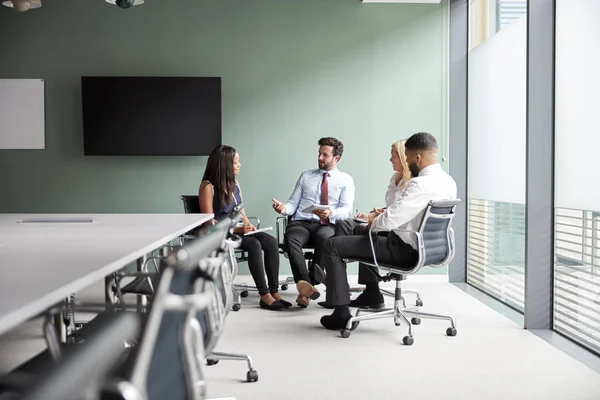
[272,198,286,214]
[373,208,385,216]
[243,224,256,233]
[355,212,369,220]
[313,209,332,220]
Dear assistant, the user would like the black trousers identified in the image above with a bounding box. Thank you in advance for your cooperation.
[284,220,335,283]
[323,225,418,306]
[240,232,280,296]
[334,219,381,285]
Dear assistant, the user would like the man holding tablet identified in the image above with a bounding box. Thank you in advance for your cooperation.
[272,137,355,307]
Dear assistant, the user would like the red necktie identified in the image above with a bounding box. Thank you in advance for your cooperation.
[320,172,329,225]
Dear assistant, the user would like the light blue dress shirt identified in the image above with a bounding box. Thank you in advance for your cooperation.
[283,168,355,223]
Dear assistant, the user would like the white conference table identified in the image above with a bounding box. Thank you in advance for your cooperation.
[0,213,213,337]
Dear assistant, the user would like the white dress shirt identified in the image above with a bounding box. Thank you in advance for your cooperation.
[371,164,457,250]
[384,174,407,208]
[283,168,355,223]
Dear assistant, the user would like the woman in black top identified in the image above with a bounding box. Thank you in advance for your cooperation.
[199,145,289,311]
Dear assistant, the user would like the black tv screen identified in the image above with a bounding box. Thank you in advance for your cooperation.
[81,76,221,156]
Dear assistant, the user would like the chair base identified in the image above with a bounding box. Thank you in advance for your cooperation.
[381,287,424,307]
[207,351,258,382]
[341,278,457,345]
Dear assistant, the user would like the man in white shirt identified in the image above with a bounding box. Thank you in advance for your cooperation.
[272,137,355,307]
[319,132,457,330]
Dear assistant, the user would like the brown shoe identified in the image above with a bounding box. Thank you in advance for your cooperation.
[297,280,320,300]
[296,295,310,308]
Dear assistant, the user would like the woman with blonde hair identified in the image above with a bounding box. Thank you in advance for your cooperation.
[357,138,412,223]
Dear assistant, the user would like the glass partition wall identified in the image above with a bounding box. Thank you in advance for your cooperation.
[466,0,527,311]
[554,0,600,354]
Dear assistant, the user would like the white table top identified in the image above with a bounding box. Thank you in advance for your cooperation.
[0,213,213,336]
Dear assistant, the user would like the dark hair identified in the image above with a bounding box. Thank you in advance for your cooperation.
[405,132,438,152]
[202,145,237,209]
[318,137,344,158]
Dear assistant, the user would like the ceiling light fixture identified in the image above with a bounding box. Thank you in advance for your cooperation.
[2,0,42,12]
[105,0,145,9]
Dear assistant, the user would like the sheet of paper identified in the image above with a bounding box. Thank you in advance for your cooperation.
[302,204,331,213]
[244,226,273,236]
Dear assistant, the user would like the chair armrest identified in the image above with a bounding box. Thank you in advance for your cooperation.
[247,216,261,229]
[276,216,288,246]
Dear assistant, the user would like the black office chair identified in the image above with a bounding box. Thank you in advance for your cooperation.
[15,313,140,400]
[193,219,259,383]
[342,199,461,346]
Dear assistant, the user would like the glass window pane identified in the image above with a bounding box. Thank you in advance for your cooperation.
[554,0,600,354]
[467,0,527,311]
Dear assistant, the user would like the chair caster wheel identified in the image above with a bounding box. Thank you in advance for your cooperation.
[411,317,421,325]
[241,291,249,298]
[340,329,351,338]
[206,359,219,366]
[416,299,423,307]
[402,336,414,346]
[446,327,457,337]
[247,369,259,382]
[281,284,288,291]
[232,304,241,311]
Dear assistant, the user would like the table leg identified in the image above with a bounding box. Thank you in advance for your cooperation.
[53,307,67,343]
[137,255,148,311]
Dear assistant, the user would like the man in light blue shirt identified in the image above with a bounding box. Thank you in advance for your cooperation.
[272,137,355,307]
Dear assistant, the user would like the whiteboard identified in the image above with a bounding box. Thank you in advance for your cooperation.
[0,79,45,149]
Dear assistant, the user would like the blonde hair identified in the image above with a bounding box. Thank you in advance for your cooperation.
[392,139,411,188]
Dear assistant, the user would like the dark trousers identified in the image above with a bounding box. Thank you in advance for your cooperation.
[284,220,335,283]
[334,219,380,285]
[323,227,418,306]
[240,232,280,296]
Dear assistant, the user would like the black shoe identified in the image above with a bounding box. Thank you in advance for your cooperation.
[259,299,285,311]
[349,292,385,309]
[320,314,359,331]
[313,264,327,284]
[318,301,334,309]
[279,299,293,308]
[270,292,293,308]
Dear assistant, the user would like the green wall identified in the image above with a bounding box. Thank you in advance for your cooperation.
[0,0,448,274]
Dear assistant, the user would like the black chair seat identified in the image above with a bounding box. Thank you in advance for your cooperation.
[120,275,160,297]
[349,257,416,273]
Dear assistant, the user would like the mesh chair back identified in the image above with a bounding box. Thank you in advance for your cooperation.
[144,268,199,400]
[195,210,242,354]
[181,195,201,214]
[420,200,460,267]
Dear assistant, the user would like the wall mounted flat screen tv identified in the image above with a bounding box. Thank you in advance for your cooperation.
[81,76,221,156]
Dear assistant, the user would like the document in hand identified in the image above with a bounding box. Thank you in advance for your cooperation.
[244,226,273,236]
[302,204,331,213]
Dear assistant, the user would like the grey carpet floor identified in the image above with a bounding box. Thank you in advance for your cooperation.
[202,278,600,400]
